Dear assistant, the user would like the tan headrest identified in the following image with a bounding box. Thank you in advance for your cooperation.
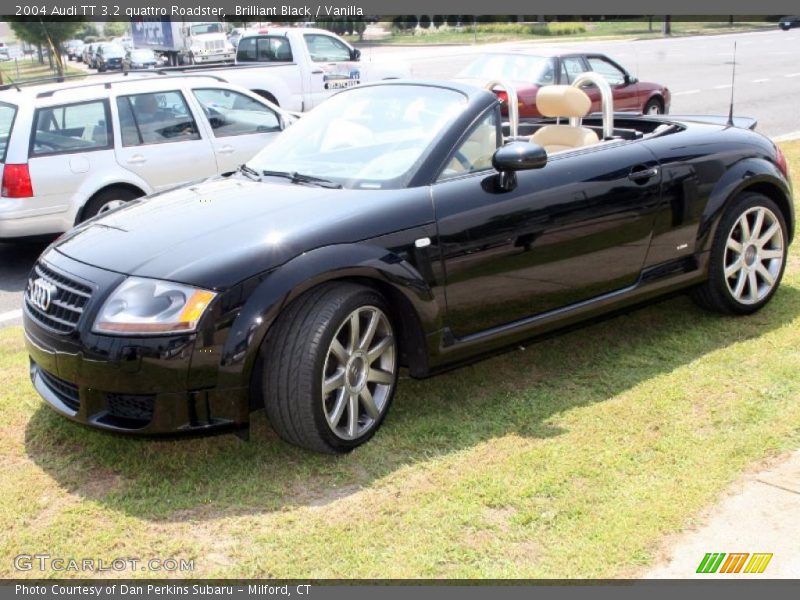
[536,85,591,118]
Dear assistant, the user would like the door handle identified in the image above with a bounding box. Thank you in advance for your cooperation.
[628,166,658,182]
[311,69,323,74]
[218,145,235,155]
[126,155,146,165]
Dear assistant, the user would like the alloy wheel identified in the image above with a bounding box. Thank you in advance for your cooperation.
[321,306,396,441]
[97,199,127,214]
[724,206,785,305]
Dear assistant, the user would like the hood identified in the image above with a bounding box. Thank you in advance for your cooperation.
[54,176,432,290]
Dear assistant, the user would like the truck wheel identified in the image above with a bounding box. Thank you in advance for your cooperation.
[254,91,279,106]
[691,192,788,314]
[260,282,398,453]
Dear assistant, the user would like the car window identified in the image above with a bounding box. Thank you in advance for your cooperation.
[304,34,351,62]
[193,88,281,137]
[0,102,17,161]
[586,57,626,86]
[560,57,587,84]
[116,91,200,146]
[438,110,499,181]
[237,36,293,62]
[31,100,110,156]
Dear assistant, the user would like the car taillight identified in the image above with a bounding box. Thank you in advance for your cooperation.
[775,145,789,179]
[1,164,34,198]
[494,90,508,104]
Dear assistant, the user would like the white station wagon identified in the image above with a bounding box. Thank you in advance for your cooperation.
[0,73,295,240]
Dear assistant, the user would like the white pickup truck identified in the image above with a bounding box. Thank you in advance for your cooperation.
[161,28,409,112]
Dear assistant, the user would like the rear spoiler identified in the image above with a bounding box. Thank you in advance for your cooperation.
[665,114,758,130]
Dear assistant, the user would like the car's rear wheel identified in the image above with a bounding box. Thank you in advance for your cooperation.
[644,97,664,115]
[260,283,398,453]
[692,192,787,314]
[81,188,140,222]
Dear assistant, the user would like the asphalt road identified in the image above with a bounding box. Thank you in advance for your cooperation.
[1,27,798,328]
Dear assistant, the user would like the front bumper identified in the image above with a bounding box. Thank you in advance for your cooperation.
[23,251,248,435]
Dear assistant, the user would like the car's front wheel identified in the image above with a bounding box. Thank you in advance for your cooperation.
[643,97,664,115]
[692,192,788,314]
[260,283,398,453]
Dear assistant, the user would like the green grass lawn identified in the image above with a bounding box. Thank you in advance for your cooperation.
[0,57,83,85]
[1,143,799,579]
[358,19,776,46]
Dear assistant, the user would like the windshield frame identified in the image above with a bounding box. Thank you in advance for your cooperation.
[458,53,555,85]
[245,83,471,191]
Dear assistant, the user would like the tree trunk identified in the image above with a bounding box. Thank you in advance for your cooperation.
[37,43,44,64]
[662,16,672,36]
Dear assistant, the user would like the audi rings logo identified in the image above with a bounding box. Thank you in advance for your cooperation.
[28,278,58,312]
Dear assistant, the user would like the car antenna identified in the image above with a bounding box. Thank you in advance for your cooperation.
[726,41,737,127]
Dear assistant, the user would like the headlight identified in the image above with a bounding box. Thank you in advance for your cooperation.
[93,277,216,335]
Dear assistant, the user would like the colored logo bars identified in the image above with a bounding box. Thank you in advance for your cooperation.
[696,552,773,574]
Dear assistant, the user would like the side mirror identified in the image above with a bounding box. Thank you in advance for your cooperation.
[625,74,638,85]
[491,142,547,191]
[350,48,361,61]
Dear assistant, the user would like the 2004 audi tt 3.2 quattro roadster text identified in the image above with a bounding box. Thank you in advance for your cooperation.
[23,79,794,453]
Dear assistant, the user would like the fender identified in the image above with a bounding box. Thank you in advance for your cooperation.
[216,241,443,389]
[696,156,793,254]
[66,173,153,225]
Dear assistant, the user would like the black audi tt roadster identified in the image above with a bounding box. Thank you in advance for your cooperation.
[24,79,794,452]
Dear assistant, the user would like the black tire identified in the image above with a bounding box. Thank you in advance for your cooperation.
[81,188,140,222]
[691,192,788,314]
[260,282,399,453]
[643,97,664,115]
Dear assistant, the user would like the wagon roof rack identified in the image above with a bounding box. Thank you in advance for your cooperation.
[0,69,228,96]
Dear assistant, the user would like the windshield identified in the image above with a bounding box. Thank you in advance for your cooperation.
[130,49,155,60]
[458,54,555,85]
[246,85,467,189]
[102,44,125,56]
[0,102,18,162]
[191,23,224,35]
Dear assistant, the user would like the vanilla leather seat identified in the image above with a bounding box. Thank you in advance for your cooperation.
[531,86,599,154]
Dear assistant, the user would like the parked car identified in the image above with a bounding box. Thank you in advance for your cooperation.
[456,50,671,116]
[81,43,98,68]
[0,74,296,239]
[22,79,793,453]
[174,27,408,111]
[65,39,84,61]
[123,48,159,70]
[94,43,126,72]
[779,16,800,30]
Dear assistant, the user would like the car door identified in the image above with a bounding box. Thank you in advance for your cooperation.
[26,99,117,216]
[302,33,359,109]
[189,87,283,173]
[432,111,662,338]
[113,89,217,190]
[584,55,640,111]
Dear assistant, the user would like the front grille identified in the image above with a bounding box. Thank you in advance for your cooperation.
[205,40,224,51]
[38,367,80,412]
[107,393,155,424]
[25,262,92,334]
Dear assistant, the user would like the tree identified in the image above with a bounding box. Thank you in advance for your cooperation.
[7,18,85,76]
[103,21,129,38]
[433,15,444,29]
[75,23,99,40]
[662,15,672,35]
[419,15,432,30]
[354,18,367,41]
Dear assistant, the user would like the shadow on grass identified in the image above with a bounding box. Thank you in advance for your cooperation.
[23,285,800,522]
